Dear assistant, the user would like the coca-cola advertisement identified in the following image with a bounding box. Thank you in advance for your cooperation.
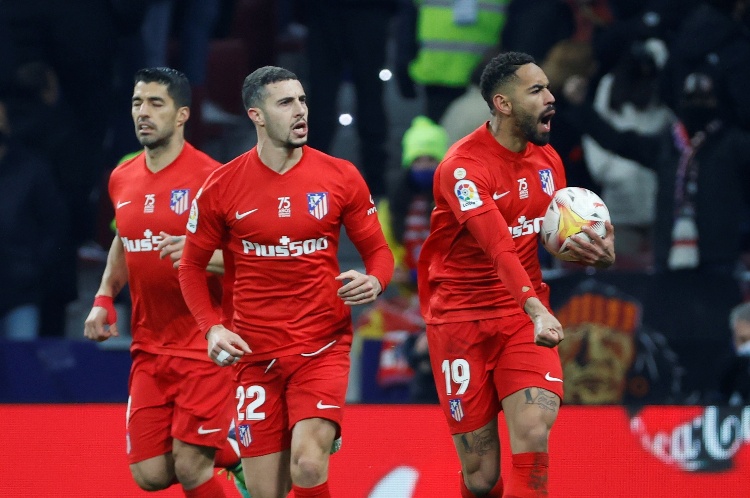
[2,404,749,497]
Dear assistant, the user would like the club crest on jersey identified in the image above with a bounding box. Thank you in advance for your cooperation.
[454,180,483,211]
[539,169,555,196]
[170,189,190,215]
[449,399,464,422]
[238,424,252,447]
[307,192,329,220]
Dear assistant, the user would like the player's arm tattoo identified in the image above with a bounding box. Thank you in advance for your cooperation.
[460,427,498,456]
[524,388,559,412]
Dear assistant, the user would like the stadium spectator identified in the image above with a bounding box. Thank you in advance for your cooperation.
[83,68,248,498]
[501,0,576,62]
[581,38,674,265]
[564,70,750,275]
[564,68,750,366]
[394,0,508,123]
[141,0,222,146]
[714,301,750,405]
[0,98,69,341]
[660,0,750,131]
[178,65,394,498]
[381,115,448,288]
[439,62,488,146]
[417,52,615,498]
[588,0,700,92]
[8,61,84,337]
[301,0,397,198]
[4,0,125,243]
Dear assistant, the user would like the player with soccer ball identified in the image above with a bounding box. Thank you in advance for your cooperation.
[418,51,615,497]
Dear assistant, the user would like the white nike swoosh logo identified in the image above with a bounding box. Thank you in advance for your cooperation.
[197,426,222,434]
[492,191,510,200]
[116,201,132,209]
[317,400,340,410]
[300,340,337,357]
[545,372,563,383]
[236,209,258,219]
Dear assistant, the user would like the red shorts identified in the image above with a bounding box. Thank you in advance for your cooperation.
[232,349,349,457]
[426,313,563,435]
[126,351,235,464]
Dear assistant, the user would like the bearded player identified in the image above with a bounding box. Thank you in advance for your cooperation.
[83,67,249,498]
[418,52,615,497]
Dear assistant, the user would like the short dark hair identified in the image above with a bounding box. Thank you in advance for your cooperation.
[480,51,536,112]
[134,67,191,108]
[241,66,298,110]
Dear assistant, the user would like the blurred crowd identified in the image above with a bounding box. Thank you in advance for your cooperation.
[1,0,749,405]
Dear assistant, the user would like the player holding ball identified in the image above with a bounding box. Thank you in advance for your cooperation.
[418,52,615,497]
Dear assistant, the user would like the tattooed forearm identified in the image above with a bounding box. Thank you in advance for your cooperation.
[460,428,498,456]
[524,388,558,412]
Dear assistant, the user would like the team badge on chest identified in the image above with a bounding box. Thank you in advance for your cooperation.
[170,189,190,215]
[307,192,329,220]
[539,169,555,196]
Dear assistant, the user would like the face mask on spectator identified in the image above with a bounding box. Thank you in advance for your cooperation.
[409,168,435,192]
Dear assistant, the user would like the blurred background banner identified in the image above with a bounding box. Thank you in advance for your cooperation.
[1,404,748,497]
[0,339,130,402]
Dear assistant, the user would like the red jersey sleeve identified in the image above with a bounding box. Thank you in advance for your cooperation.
[340,165,383,241]
[340,164,394,291]
[435,155,496,224]
[350,230,394,293]
[464,210,538,309]
[179,243,222,333]
[179,171,228,333]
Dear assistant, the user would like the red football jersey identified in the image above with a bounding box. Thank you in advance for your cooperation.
[109,143,222,359]
[419,124,567,323]
[186,146,383,361]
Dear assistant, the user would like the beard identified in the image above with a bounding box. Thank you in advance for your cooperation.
[516,108,551,146]
[138,128,173,150]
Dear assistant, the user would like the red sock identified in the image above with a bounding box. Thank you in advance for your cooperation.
[459,470,504,497]
[183,476,226,497]
[505,452,549,497]
[214,438,241,469]
[293,481,331,498]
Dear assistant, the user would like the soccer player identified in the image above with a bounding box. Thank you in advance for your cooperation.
[417,52,615,497]
[178,66,394,498]
[83,67,249,498]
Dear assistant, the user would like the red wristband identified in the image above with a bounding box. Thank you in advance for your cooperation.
[93,295,117,325]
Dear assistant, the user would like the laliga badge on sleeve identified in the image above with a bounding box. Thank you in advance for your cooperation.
[454,180,483,211]
[186,199,199,233]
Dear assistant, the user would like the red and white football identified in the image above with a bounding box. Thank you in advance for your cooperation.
[541,187,610,261]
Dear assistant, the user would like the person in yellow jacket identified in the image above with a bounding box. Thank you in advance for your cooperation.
[395,0,508,121]
[379,115,449,291]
